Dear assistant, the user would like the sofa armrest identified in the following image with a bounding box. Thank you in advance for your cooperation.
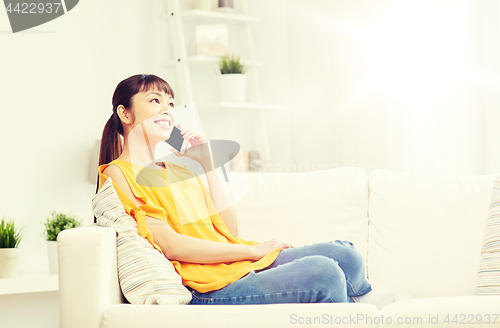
[58,223,126,328]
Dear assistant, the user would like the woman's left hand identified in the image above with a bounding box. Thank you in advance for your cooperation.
[171,123,212,164]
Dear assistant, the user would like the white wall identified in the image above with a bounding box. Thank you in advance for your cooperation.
[244,0,291,172]
[0,0,169,273]
[0,0,172,327]
[287,0,491,176]
[479,0,500,174]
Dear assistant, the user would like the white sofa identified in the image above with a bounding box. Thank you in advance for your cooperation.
[58,167,500,328]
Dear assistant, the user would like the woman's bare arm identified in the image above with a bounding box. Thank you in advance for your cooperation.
[145,216,291,263]
[145,216,253,263]
[103,165,289,263]
[199,158,238,237]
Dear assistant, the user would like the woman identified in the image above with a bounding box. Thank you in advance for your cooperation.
[96,74,396,307]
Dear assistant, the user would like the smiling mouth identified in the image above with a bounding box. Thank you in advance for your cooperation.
[154,120,171,128]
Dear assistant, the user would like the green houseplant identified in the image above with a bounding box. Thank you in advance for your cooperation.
[42,211,82,274]
[0,216,25,278]
[219,54,245,74]
[218,54,247,103]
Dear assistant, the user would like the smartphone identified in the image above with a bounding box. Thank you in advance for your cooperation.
[165,125,189,155]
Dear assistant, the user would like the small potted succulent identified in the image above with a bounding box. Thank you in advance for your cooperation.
[41,211,82,274]
[218,53,247,103]
[0,216,25,278]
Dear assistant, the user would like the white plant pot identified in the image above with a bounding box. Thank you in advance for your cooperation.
[217,0,234,12]
[217,74,247,103]
[47,241,58,274]
[216,6,235,13]
[0,248,21,278]
[195,0,212,11]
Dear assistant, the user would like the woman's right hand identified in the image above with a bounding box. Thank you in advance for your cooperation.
[250,239,293,260]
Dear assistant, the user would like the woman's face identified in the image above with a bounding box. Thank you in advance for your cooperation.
[127,88,177,144]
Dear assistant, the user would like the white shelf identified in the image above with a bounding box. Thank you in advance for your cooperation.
[161,9,260,24]
[198,102,286,111]
[0,273,58,296]
[163,56,261,67]
[164,0,275,165]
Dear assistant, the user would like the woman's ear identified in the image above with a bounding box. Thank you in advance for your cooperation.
[117,105,133,125]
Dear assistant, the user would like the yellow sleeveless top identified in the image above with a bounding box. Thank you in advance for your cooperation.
[97,159,282,293]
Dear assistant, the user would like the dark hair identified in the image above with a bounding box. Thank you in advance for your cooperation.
[95,74,174,196]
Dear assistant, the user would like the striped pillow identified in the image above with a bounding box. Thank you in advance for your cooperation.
[92,177,192,305]
[475,171,500,295]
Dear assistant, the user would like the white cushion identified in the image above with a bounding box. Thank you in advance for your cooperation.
[368,169,494,298]
[476,170,500,295]
[235,167,369,264]
[92,177,191,305]
[380,295,500,325]
[101,303,380,328]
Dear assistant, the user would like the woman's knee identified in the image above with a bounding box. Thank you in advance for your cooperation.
[330,240,365,267]
[296,255,346,292]
[307,240,364,264]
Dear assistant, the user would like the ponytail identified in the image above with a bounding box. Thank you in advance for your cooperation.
[94,112,123,223]
[99,112,123,167]
[95,112,123,193]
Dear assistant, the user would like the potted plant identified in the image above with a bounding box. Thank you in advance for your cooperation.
[0,216,24,278]
[41,211,82,274]
[216,0,234,13]
[218,53,247,103]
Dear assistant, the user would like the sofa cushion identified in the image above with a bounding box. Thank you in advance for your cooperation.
[92,177,191,305]
[368,169,494,298]
[380,295,500,326]
[101,303,380,328]
[235,167,369,264]
[476,170,500,295]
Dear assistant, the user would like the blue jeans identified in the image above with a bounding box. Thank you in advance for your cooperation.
[186,240,372,305]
